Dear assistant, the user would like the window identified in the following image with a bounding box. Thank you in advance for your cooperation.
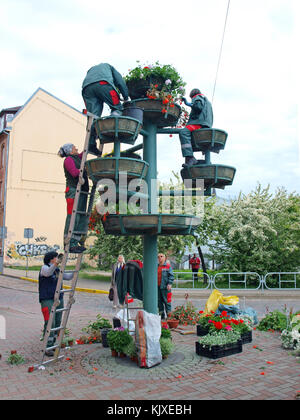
[0,145,5,168]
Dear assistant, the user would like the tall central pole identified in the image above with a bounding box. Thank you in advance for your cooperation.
[143,122,158,314]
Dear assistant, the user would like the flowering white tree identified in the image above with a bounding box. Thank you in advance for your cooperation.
[196,184,300,274]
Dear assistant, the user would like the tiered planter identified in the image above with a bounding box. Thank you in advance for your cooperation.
[195,339,243,359]
[102,214,201,236]
[132,99,181,127]
[191,128,228,153]
[196,325,209,336]
[85,157,149,184]
[95,116,142,145]
[181,164,236,190]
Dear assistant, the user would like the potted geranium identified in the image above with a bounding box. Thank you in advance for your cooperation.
[125,61,186,100]
[107,327,132,357]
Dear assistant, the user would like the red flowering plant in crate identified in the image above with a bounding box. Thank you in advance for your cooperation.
[198,310,252,335]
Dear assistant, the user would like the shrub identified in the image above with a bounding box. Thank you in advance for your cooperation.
[160,337,174,358]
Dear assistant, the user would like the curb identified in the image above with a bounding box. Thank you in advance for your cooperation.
[3,273,109,295]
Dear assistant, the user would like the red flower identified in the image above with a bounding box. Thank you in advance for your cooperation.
[213,322,223,330]
[221,311,228,317]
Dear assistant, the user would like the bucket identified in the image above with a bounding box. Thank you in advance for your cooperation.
[122,104,143,124]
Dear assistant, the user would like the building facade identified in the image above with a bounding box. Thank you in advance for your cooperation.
[0,88,110,268]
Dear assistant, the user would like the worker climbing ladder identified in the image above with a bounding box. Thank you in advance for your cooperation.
[34,112,98,369]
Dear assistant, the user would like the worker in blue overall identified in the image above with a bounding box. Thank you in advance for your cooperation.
[82,63,129,156]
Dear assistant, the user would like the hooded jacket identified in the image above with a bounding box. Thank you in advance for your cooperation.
[187,94,213,128]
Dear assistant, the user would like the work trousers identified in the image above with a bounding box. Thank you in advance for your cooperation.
[64,186,88,247]
[41,298,64,347]
[179,125,202,157]
[158,287,171,319]
[82,82,123,147]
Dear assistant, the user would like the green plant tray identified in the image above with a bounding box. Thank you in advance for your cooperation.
[131,99,181,127]
[85,157,149,183]
[181,164,236,190]
[191,128,228,153]
[195,339,243,359]
[102,214,201,236]
[95,116,142,145]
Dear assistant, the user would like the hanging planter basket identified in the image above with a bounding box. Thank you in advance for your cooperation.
[95,116,142,145]
[181,164,236,190]
[191,128,228,153]
[131,99,181,127]
[101,214,201,236]
[127,77,165,100]
[85,157,149,184]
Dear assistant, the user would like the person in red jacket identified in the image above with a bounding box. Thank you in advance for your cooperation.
[189,253,201,282]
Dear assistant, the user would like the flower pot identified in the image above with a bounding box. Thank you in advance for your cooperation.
[167,319,179,329]
[131,99,181,128]
[111,349,118,357]
[101,329,111,348]
[195,340,243,359]
[95,116,142,145]
[122,103,144,124]
[127,77,165,100]
[68,340,74,347]
[119,352,126,358]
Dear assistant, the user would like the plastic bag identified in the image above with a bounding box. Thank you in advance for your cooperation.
[116,309,135,335]
[135,310,162,368]
[203,289,239,315]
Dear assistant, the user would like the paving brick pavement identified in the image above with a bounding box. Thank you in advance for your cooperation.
[0,275,300,401]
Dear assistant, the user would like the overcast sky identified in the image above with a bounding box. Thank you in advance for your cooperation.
[0,0,299,199]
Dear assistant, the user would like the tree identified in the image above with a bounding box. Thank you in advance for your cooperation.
[196,184,300,274]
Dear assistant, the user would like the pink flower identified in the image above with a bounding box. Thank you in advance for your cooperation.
[225,325,232,331]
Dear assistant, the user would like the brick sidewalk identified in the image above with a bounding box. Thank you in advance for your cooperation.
[0,275,299,400]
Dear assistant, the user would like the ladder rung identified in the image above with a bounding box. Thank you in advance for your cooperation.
[39,355,65,367]
[46,344,59,351]
[50,326,64,332]
[55,307,69,313]
[61,288,75,293]
[72,230,88,235]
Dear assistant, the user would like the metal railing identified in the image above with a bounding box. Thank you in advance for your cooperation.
[263,272,300,290]
[173,271,211,289]
[212,272,262,290]
[172,271,300,291]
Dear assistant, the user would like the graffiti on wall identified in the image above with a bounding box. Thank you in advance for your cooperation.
[6,236,61,261]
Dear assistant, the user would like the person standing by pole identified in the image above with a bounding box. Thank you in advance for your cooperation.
[110,255,126,309]
[157,253,174,320]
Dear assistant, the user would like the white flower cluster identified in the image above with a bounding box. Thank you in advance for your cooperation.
[280,314,300,350]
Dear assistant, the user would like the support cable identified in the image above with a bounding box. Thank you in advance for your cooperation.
[211,0,231,104]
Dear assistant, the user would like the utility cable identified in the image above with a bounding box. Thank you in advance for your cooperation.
[211,0,231,104]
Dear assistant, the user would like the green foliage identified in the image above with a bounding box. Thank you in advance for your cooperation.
[7,352,25,365]
[161,327,172,340]
[82,315,112,334]
[122,338,137,358]
[198,330,241,349]
[159,337,174,357]
[257,310,288,332]
[196,184,300,274]
[124,61,186,98]
[107,328,132,353]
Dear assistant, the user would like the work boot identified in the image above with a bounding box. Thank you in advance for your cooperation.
[88,144,102,156]
[184,156,198,167]
[69,245,86,254]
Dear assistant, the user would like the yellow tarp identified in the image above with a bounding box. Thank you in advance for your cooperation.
[203,289,239,315]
